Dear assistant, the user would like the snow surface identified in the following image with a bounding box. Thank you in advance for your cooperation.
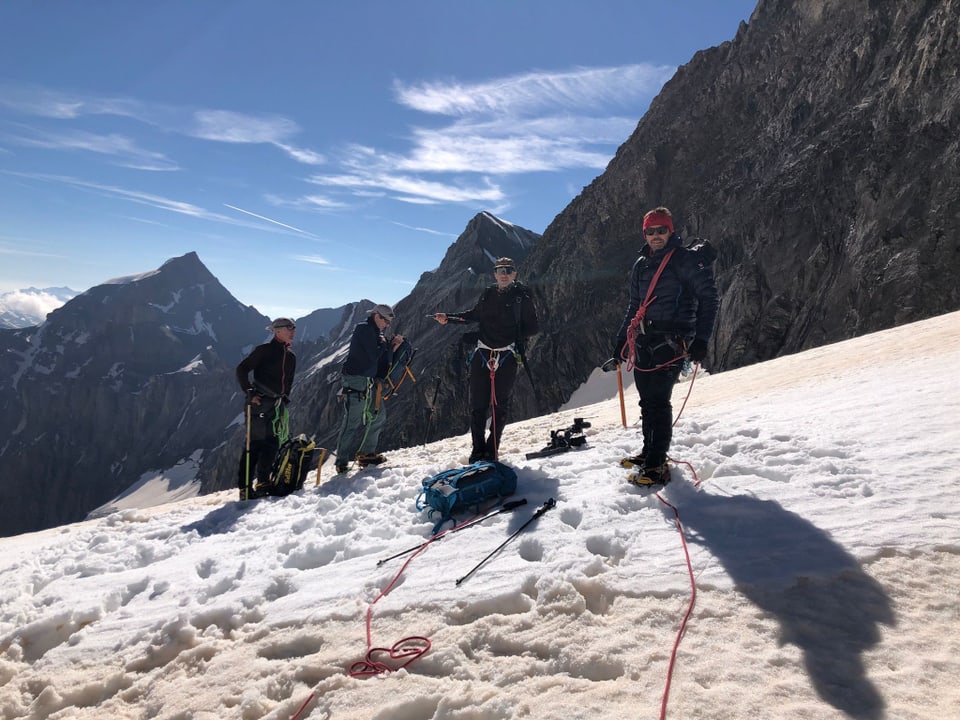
[1,311,958,720]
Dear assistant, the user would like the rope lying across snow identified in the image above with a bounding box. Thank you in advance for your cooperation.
[653,491,698,720]
[288,506,515,718]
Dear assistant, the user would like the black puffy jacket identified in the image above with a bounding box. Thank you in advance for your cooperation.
[615,234,718,346]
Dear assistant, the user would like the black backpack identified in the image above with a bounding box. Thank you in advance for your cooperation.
[263,434,317,496]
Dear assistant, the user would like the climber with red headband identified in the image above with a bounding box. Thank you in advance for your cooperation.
[607,205,719,486]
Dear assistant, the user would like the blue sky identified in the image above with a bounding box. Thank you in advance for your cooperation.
[0,1,755,318]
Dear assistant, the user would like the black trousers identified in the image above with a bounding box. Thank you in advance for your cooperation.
[469,350,519,457]
[238,401,281,490]
[632,336,684,468]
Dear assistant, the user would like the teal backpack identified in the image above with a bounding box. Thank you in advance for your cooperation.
[416,461,518,533]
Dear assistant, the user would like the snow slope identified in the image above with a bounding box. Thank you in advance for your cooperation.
[1,311,958,720]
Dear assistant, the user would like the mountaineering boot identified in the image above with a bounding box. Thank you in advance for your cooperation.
[335,462,349,474]
[356,452,386,467]
[468,448,487,463]
[627,463,672,487]
[619,452,647,469]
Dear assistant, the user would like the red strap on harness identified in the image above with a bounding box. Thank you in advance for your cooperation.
[621,249,675,371]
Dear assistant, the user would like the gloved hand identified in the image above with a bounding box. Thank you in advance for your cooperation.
[612,338,625,358]
[601,357,619,373]
[688,338,708,363]
[245,388,261,405]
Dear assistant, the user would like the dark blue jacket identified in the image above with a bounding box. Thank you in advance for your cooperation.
[342,317,393,378]
[615,234,719,346]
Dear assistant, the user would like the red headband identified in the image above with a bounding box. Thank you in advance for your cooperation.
[643,211,674,233]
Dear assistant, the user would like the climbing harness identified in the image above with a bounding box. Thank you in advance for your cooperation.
[474,340,516,461]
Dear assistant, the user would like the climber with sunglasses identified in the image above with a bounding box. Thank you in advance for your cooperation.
[609,206,719,486]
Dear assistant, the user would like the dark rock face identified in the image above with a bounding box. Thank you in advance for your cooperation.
[0,253,271,536]
[523,0,959,402]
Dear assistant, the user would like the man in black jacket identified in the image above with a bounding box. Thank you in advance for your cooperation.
[236,317,297,499]
[334,304,405,473]
[434,257,540,462]
[610,206,718,486]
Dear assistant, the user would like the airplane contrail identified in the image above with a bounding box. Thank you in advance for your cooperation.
[224,203,323,239]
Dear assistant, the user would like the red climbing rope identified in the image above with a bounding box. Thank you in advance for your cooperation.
[654,492,698,720]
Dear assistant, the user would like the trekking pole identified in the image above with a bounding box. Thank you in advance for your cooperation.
[422,375,442,445]
[455,498,556,586]
[515,342,543,412]
[376,499,527,567]
[243,403,252,501]
[617,363,627,428]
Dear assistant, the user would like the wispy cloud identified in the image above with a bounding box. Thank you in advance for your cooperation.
[303,64,672,206]
[20,173,232,221]
[308,151,504,205]
[291,254,331,266]
[5,125,179,171]
[394,64,675,117]
[192,110,300,144]
[0,241,66,259]
[264,193,349,212]
[275,143,326,166]
[0,84,325,166]
[1,65,672,213]
[3,171,320,240]
[391,221,458,238]
[0,84,147,121]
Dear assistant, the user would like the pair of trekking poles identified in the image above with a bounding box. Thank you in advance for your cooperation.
[377,497,557,585]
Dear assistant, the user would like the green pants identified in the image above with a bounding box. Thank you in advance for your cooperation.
[335,374,387,464]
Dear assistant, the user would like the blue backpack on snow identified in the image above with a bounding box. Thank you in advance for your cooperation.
[416,461,518,533]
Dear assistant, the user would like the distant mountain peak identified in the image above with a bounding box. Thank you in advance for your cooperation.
[102,251,213,288]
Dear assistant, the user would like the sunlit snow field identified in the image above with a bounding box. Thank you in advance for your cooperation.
[1,312,958,720]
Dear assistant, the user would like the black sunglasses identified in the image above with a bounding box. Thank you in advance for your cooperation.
[644,226,671,237]
[494,267,515,275]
